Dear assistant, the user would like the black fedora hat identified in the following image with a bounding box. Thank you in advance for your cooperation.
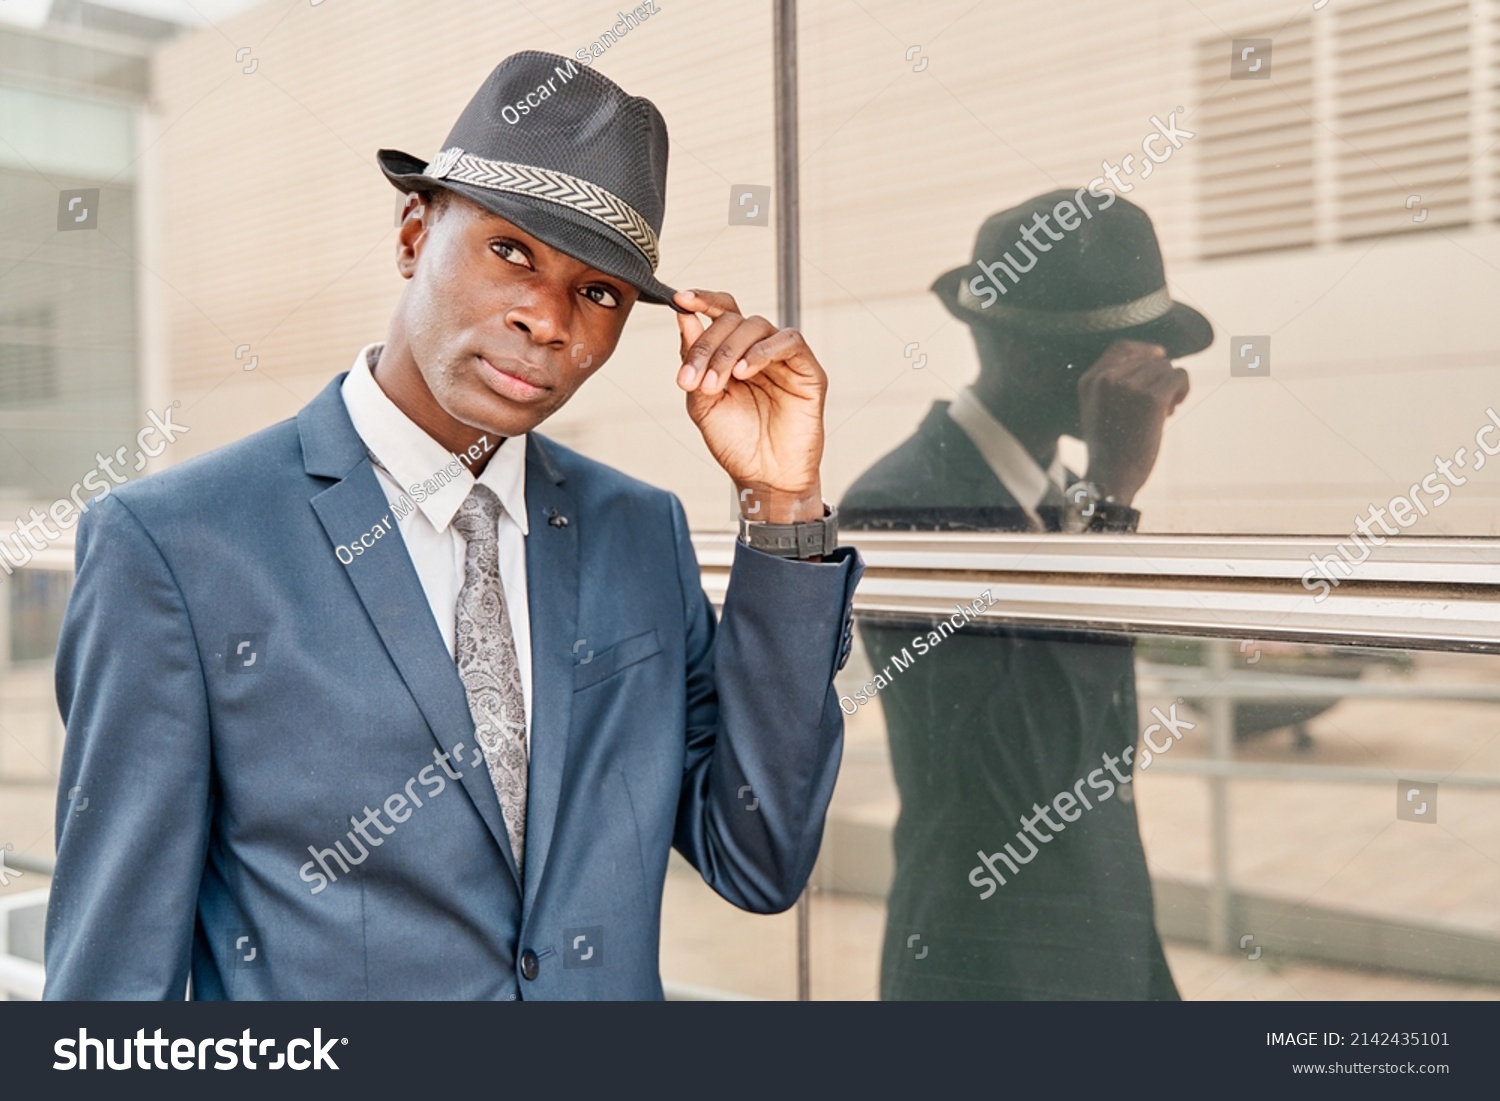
[932,189,1212,357]
[379,50,684,310]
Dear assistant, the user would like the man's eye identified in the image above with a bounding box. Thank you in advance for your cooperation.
[492,241,531,267]
[582,285,620,308]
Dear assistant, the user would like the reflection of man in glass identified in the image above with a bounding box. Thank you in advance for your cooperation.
[841,191,1212,998]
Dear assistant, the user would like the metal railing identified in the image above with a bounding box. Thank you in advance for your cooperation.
[705,530,1500,988]
[695,530,1500,651]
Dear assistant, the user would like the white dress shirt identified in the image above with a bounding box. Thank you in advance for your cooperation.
[946,386,1068,531]
[341,342,533,751]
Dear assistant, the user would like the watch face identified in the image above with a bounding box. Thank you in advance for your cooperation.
[1063,482,1100,531]
[1065,482,1100,516]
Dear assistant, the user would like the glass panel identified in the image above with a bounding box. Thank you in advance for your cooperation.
[0,84,135,180]
[816,614,1500,999]
[0,166,138,503]
[808,0,1500,996]
[8,566,70,664]
[660,853,801,1000]
[0,566,68,893]
[1,15,144,906]
[801,0,1500,538]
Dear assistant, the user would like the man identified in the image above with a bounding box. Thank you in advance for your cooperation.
[841,190,1209,999]
[46,51,862,1000]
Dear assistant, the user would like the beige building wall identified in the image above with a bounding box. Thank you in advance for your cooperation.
[143,0,1500,535]
[145,0,778,534]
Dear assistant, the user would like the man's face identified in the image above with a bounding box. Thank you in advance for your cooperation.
[395,191,639,437]
[980,329,1115,437]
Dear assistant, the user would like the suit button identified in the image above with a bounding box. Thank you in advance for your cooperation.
[520,948,539,981]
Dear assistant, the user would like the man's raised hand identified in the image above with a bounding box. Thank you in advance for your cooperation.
[1077,338,1190,507]
[674,288,826,524]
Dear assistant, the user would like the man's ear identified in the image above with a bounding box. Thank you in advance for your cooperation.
[395,193,433,279]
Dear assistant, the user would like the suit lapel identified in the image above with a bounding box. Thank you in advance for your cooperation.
[519,434,578,918]
[300,376,522,890]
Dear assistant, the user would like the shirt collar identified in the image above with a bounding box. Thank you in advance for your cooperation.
[341,342,529,536]
[946,386,1066,517]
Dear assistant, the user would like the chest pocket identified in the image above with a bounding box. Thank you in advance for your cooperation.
[573,628,662,691]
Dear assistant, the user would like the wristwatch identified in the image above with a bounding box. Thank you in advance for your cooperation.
[1061,482,1138,533]
[739,504,839,559]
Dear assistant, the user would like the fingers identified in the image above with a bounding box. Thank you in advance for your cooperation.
[671,289,827,397]
[1078,341,1162,390]
[1162,365,1191,412]
[676,289,748,390]
[1140,363,1188,414]
[673,289,785,395]
[1117,339,1167,357]
[733,328,825,389]
[675,309,705,363]
[1099,339,1169,374]
[700,316,779,393]
[678,312,747,391]
[1084,341,1172,384]
[674,288,742,319]
[1078,339,1190,415]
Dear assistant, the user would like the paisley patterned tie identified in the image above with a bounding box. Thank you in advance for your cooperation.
[451,484,529,876]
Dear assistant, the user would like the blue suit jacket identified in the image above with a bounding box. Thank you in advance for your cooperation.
[44,374,863,1000]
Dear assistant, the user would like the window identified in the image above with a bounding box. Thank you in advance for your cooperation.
[1335,0,1475,242]
[1197,0,1494,259]
[1197,19,1317,258]
[0,306,58,406]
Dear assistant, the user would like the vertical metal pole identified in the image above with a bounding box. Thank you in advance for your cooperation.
[772,0,810,1003]
[775,0,801,337]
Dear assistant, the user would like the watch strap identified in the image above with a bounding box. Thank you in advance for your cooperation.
[739,504,839,559]
[1084,501,1140,533]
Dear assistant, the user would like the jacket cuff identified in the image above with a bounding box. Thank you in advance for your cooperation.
[726,541,865,672]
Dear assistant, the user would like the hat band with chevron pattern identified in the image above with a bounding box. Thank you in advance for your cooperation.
[955,281,1174,334]
[423,147,660,270]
